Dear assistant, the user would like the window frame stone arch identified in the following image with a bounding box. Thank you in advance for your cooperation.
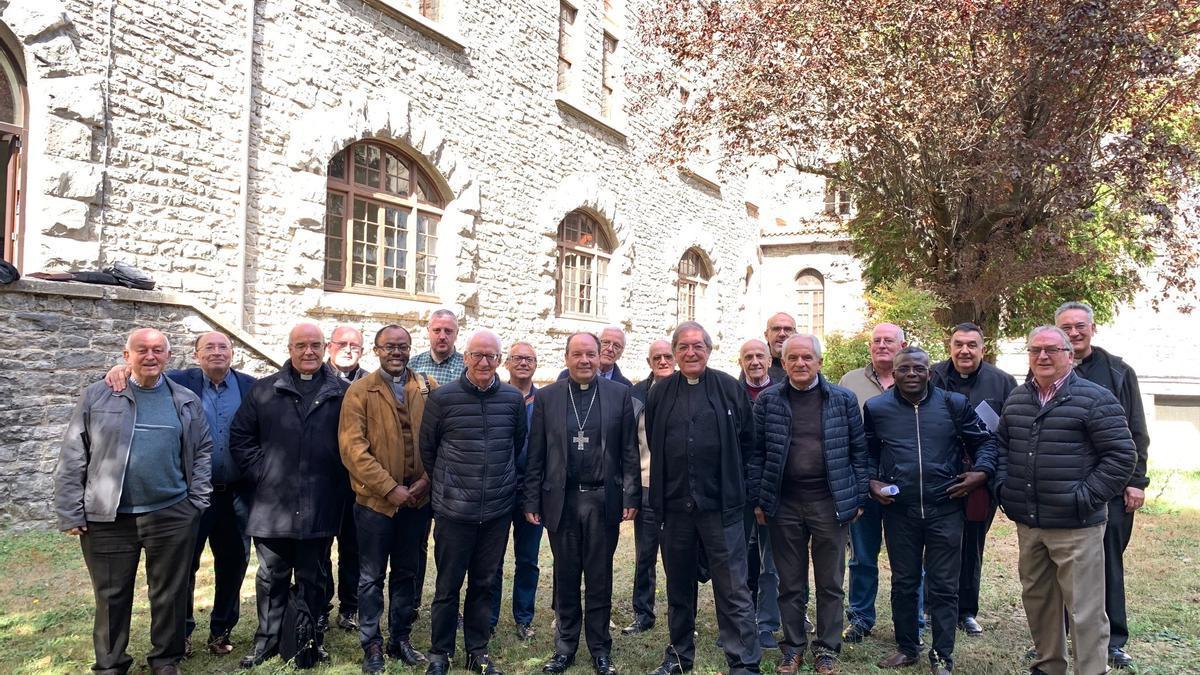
[0,28,26,266]
[555,208,617,319]
[676,246,712,323]
[323,139,449,300]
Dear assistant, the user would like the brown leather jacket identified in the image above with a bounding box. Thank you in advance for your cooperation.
[339,368,437,516]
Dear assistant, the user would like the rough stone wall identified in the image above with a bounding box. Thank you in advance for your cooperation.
[0,281,277,530]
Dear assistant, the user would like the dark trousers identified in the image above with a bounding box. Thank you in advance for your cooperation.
[414,513,434,620]
[354,502,432,649]
[660,507,762,674]
[957,503,996,620]
[883,509,964,667]
[1104,495,1135,650]
[428,515,510,661]
[186,488,250,639]
[252,537,332,655]
[490,506,544,628]
[768,496,850,656]
[323,499,359,617]
[848,500,925,631]
[548,490,619,658]
[631,487,660,624]
[80,499,200,673]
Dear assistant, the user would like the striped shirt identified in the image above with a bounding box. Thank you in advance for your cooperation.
[1036,372,1071,407]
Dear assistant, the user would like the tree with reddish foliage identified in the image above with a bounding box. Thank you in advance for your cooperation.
[639,0,1200,336]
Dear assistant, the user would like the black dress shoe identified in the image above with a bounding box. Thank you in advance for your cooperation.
[1109,648,1133,669]
[647,660,689,675]
[362,643,385,674]
[466,652,504,674]
[425,660,449,675]
[239,644,278,669]
[958,616,983,636]
[338,611,360,631]
[543,653,574,673]
[622,618,654,635]
[388,640,429,665]
[593,654,618,675]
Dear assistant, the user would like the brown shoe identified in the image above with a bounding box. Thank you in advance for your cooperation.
[208,632,234,656]
[776,652,801,674]
[878,652,920,669]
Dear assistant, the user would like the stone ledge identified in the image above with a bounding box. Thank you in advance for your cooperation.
[0,279,282,368]
[555,96,629,142]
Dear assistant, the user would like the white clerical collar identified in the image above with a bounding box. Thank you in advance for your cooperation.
[685,374,702,385]
[299,372,314,381]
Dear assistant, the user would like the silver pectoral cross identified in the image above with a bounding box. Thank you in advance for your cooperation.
[572,430,590,451]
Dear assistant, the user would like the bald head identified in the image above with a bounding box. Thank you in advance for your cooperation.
[328,324,365,372]
[869,323,907,372]
[739,338,771,385]
[764,312,797,359]
[288,322,326,375]
[646,339,675,380]
[194,331,233,382]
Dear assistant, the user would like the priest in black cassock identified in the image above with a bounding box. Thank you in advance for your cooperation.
[523,332,640,675]
[645,321,761,675]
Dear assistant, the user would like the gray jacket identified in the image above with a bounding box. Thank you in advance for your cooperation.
[54,378,214,530]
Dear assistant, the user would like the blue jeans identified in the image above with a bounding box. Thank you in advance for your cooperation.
[490,508,544,628]
[847,500,924,631]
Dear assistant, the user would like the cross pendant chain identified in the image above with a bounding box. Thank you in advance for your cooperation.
[568,383,598,451]
[572,430,590,451]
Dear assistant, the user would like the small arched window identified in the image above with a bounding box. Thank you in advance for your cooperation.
[796,269,825,337]
[676,248,712,323]
[0,35,25,265]
[556,210,614,318]
[324,141,447,297]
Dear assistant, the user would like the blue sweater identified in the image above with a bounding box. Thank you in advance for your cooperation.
[118,378,187,513]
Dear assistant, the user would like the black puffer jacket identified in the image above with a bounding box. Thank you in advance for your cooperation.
[230,364,349,539]
[996,372,1135,529]
[750,375,868,523]
[419,373,528,523]
[864,385,998,520]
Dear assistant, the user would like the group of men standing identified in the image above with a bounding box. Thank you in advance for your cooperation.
[53,300,1147,675]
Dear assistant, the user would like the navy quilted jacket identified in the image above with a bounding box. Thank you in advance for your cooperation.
[750,375,868,523]
[419,373,528,523]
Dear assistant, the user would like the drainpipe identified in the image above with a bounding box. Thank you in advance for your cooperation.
[234,0,257,328]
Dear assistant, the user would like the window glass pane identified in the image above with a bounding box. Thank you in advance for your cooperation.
[381,206,408,290]
[414,172,441,206]
[328,150,346,181]
[416,213,439,294]
[594,256,606,317]
[0,56,20,126]
[384,151,410,197]
[353,144,382,189]
[352,198,381,286]
[324,192,346,284]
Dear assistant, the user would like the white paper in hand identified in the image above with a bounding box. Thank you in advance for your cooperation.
[975,401,1000,433]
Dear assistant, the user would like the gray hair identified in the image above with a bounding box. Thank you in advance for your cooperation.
[671,321,713,350]
[782,333,823,359]
[1054,301,1094,323]
[126,327,172,353]
[1028,325,1072,351]
[430,308,459,323]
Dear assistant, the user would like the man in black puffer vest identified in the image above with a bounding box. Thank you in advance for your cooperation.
[419,330,527,675]
[998,325,1135,675]
[749,334,867,675]
[1054,301,1149,670]
[864,347,997,675]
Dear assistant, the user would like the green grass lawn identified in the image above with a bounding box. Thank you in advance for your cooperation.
[3,470,1198,674]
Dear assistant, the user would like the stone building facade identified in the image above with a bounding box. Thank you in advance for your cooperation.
[0,0,773,525]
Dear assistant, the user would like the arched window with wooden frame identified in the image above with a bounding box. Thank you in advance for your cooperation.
[556,210,614,318]
[796,269,825,337]
[324,141,447,298]
[676,247,711,323]
[0,34,26,266]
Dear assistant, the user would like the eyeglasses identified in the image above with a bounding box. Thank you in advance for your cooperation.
[290,342,324,353]
[895,365,928,374]
[330,340,364,353]
[650,354,674,362]
[1027,347,1069,356]
[600,340,625,352]
[375,343,410,354]
[871,337,899,346]
[507,355,536,364]
[675,343,708,354]
[468,352,502,362]
[1059,322,1089,332]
